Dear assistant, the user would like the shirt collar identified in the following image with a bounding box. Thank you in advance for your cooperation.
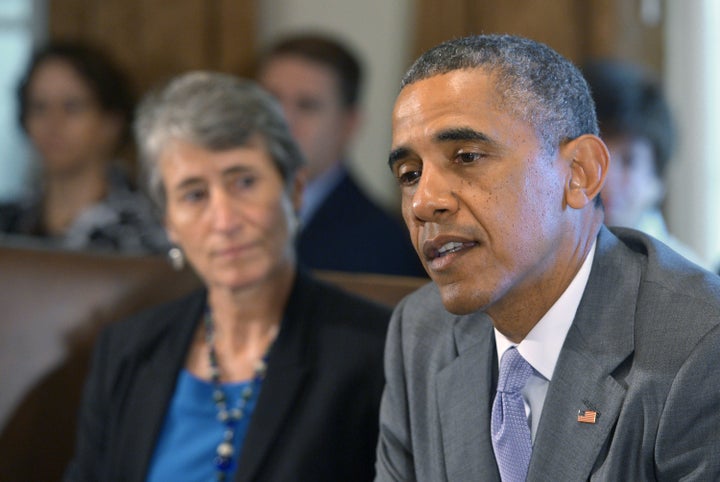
[494,239,597,380]
[298,162,345,224]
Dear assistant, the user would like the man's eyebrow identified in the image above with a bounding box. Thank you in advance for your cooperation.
[388,147,410,170]
[388,127,498,170]
[435,127,494,144]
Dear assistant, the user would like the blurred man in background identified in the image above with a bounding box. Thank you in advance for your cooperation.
[257,33,425,277]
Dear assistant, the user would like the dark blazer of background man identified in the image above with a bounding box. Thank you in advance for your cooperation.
[375,34,720,481]
[258,34,425,277]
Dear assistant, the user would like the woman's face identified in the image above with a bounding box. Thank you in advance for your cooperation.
[24,58,122,174]
[160,137,303,292]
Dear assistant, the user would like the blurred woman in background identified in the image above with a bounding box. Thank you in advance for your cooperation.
[0,41,167,253]
[65,71,390,481]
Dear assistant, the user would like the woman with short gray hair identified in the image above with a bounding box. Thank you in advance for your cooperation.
[66,71,390,482]
[135,71,305,212]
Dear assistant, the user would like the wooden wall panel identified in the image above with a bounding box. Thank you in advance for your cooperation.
[412,0,663,72]
[47,0,256,174]
[216,0,258,77]
[470,0,586,62]
[412,0,474,59]
[584,0,664,72]
[48,0,257,93]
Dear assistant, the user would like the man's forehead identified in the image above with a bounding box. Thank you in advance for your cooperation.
[395,69,498,111]
[400,67,496,92]
[394,71,503,125]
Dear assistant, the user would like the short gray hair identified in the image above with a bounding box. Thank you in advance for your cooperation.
[402,35,598,155]
[134,71,305,211]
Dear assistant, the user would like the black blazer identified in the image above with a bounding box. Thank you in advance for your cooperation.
[297,171,426,277]
[65,271,392,481]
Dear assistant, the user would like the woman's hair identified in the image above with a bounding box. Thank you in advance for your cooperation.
[17,41,135,147]
[134,71,305,211]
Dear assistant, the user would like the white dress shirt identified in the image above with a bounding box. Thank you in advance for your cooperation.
[494,241,596,441]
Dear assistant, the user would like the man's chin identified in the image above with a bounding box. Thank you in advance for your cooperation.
[437,282,488,315]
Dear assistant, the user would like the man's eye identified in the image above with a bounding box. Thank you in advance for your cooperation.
[234,175,257,190]
[397,169,421,186]
[297,98,322,113]
[456,151,483,164]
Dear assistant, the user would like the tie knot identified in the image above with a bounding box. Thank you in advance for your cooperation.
[497,347,534,394]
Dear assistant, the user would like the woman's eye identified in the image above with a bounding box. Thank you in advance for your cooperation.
[63,99,91,115]
[182,189,207,203]
[27,101,48,116]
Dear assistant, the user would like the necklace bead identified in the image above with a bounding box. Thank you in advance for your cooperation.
[204,307,272,481]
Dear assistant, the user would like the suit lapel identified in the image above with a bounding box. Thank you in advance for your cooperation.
[528,227,640,481]
[234,273,312,482]
[527,334,629,481]
[436,312,501,482]
[113,291,205,480]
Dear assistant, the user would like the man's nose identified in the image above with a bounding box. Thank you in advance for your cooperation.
[411,163,458,222]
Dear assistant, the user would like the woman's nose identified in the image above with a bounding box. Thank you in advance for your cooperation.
[210,189,242,233]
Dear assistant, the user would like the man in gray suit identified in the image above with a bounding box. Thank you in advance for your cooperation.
[376,34,720,481]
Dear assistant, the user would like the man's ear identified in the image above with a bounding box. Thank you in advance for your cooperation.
[291,167,307,214]
[563,134,609,209]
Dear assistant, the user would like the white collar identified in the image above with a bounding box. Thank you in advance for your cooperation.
[494,240,597,380]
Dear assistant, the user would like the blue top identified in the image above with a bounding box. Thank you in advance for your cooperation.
[146,369,260,481]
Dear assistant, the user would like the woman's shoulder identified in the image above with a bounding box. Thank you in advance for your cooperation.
[294,272,392,336]
[98,289,204,359]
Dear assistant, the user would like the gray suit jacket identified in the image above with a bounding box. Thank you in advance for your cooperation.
[376,227,720,481]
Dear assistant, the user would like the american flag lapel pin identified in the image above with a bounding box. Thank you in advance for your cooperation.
[578,399,600,424]
[577,409,598,424]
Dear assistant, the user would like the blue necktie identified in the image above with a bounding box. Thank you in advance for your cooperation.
[491,347,534,482]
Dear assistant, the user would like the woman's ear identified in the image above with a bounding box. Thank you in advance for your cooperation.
[563,134,609,209]
[163,203,179,246]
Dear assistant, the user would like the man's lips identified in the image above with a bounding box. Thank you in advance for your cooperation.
[422,237,478,261]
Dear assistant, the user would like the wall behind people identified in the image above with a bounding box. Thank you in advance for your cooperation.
[664,1,720,268]
[45,0,410,215]
[412,0,664,70]
[42,0,719,266]
[43,0,665,218]
[0,41,169,254]
[49,0,258,93]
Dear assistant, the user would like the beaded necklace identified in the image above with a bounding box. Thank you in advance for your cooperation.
[204,308,271,481]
